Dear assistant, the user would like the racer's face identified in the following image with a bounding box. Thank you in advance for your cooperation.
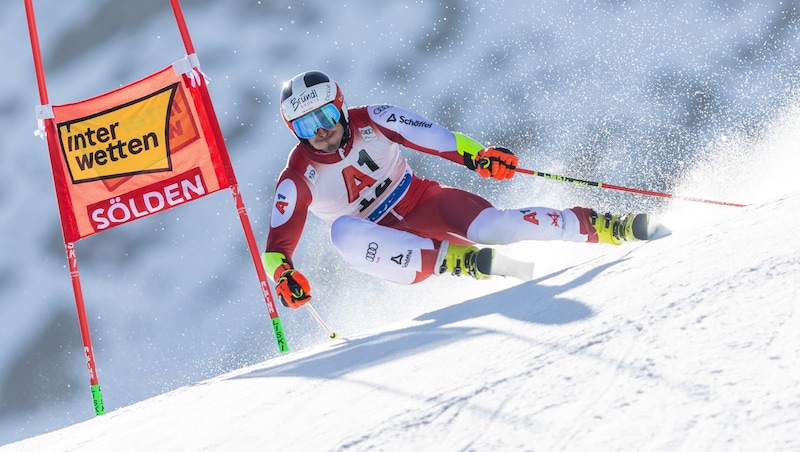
[307,121,344,154]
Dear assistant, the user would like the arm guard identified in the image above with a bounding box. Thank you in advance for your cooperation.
[453,132,485,171]
[262,251,291,282]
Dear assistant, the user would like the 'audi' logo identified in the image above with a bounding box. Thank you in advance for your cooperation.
[365,242,379,262]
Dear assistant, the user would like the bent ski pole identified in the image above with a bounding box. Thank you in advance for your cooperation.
[305,302,339,340]
[516,168,747,208]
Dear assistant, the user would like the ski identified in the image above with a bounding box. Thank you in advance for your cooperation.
[635,213,672,241]
[475,248,536,281]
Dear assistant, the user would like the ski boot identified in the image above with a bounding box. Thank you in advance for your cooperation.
[436,242,493,280]
[435,241,536,281]
[587,209,649,245]
[571,206,650,245]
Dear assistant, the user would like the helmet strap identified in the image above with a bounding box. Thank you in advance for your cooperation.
[337,112,351,148]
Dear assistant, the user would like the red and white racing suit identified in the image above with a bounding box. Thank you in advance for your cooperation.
[265,105,589,284]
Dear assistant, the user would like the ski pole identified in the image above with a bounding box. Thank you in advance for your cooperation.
[305,302,339,340]
[516,167,747,208]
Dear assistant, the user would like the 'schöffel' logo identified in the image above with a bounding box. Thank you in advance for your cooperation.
[385,114,432,128]
[390,250,412,267]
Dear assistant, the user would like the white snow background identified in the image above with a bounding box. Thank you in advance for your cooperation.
[1,1,799,450]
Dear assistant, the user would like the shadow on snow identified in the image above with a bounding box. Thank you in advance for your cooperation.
[234,257,627,381]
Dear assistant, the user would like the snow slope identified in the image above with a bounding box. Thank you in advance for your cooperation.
[3,107,798,451]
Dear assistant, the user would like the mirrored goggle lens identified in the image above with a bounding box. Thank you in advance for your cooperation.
[291,104,341,139]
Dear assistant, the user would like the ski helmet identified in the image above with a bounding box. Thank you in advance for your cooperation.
[280,71,349,140]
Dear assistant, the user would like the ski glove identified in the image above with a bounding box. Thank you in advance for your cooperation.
[475,146,518,180]
[275,263,311,309]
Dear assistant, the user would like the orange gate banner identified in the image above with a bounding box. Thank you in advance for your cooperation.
[44,60,232,242]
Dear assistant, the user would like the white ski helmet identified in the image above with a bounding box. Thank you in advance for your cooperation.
[280,71,349,140]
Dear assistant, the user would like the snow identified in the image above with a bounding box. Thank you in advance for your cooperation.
[2,0,800,449]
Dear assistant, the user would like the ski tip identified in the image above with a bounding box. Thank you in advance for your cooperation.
[631,213,671,241]
[488,250,536,281]
[646,217,672,240]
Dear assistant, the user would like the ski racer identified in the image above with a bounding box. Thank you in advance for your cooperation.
[262,70,649,309]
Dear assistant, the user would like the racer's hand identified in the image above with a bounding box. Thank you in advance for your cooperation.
[475,146,517,180]
[275,264,311,309]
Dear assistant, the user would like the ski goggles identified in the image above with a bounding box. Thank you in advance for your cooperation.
[291,103,341,139]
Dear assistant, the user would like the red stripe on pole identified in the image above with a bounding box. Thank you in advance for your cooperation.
[170,0,196,55]
[24,0,49,105]
[516,167,747,208]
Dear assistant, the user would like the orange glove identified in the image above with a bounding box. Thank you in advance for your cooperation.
[275,263,311,309]
[475,146,517,180]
